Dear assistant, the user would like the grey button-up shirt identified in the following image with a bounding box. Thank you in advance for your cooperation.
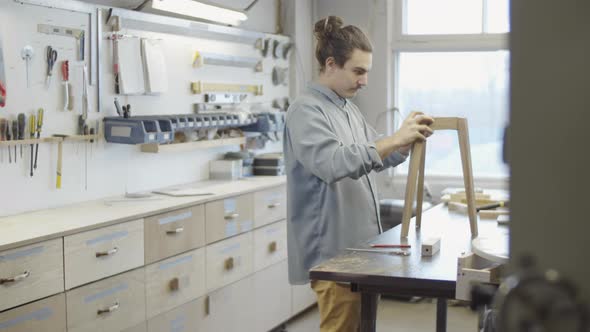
[284,82,408,284]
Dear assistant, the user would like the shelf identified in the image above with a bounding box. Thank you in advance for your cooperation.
[0,137,63,146]
[140,137,246,153]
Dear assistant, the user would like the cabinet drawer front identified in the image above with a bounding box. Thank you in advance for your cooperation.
[205,232,253,292]
[205,194,254,244]
[254,186,286,228]
[203,275,255,332]
[144,205,205,264]
[64,219,144,289]
[0,293,66,332]
[254,260,291,332]
[0,239,64,311]
[66,268,146,332]
[145,248,206,319]
[253,220,287,272]
[291,283,317,315]
[147,297,205,332]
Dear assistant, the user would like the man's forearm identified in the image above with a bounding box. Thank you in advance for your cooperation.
[375,136,403,160]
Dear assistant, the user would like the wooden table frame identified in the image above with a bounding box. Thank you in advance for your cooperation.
[401,117,478,238]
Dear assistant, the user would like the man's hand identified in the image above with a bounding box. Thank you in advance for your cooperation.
[396,112,435,155]
[375,111,434,159]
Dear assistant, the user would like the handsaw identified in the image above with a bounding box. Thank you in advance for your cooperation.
[0,33,6,108]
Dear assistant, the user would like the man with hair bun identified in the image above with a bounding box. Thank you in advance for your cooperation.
[284,15,434,331]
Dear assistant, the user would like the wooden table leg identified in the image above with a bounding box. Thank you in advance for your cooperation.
[436,298,448,332]
[360,292,378,332]
[401,141,425,238]
[415,140,426,229]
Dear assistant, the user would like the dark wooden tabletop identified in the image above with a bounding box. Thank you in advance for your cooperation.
[309,203,507,298]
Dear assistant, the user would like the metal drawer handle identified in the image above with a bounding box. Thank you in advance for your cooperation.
[224,257,234,271]
[166,227,184,235]
[268,203,281,209]
[169,277,180,291]
[0,270,30,285]
[224,213,239,220]
[95,247,118,258]
[268,241,277,253]
[97,302,119,315]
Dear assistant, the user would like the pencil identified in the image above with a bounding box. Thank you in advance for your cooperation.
[370,244,411,249]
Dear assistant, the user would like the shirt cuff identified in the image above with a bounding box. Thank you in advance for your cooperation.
[366,142,385,169]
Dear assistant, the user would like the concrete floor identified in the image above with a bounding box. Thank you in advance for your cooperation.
[283,298,478,332]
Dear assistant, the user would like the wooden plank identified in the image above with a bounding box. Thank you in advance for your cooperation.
[415,140,426,230]
[140,137,246,153]
[191,81,263,95]
[401,141,424,238]
[457,118,478,237]
[431,117,459,131]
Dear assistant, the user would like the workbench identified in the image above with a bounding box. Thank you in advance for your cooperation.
[309,203,507,332]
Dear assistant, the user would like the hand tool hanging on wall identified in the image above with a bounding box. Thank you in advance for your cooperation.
[6,119,11,163]
[53,134,67,189]
[61,61,70,110]
[0,34,6,108]
[37,24,84,61]
[20,46,34,89]
[11,119,18,162]
[17,113,25,157]
[45,46,57,88]
[28,114,35,176]
[33,108,43,170]
[0,119,6,162]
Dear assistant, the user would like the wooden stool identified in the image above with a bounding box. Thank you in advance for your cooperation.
[400,117,478,238]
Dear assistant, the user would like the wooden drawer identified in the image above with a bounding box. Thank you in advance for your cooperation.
[205,194,254,244]
[254,186,286,228]
[147,297,205,332]
[64,219,144,289]
[0,293,66,332]
[66,268,146,332]
[291,283,317,315]
[145,248,206,319]
[253,220,287,272]
[0,238,64,311]
[205,232,253,292]
[144,205,205,264]
[203,275,255,332]
[253,260,291,332]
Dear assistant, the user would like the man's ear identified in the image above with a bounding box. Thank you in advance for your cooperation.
[324,56,336,73]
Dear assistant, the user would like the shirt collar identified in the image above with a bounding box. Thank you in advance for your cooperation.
[307,82,347,108]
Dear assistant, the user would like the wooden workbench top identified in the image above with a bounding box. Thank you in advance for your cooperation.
[0,176,285,252]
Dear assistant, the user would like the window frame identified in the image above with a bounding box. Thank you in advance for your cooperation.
[390,0,510,181]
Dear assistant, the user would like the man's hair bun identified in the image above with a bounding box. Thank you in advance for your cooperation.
[314,16,343,40]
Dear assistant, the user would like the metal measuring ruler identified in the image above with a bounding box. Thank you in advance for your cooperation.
[37,24,84,61]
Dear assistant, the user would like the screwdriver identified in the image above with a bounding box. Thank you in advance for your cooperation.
[0,119,6,163]
[5,119,11,163]
[29,114,36,176]
[33,108,43,170]
[18,113,25,158]
[12,119,18,162]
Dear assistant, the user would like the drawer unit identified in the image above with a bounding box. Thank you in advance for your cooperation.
[144,205,205,264]
[253,220,287,272]
[0,238,64,311]
[253,260,291,332]
[147,297,205,332]
[291,283,317,315]
[66,268,146,332]
[64,219,144,289]
[205,232,253,292]
[203,275,255,332]
[0,293,66,332]
[205,194,254,244]
[145,248,206,319]
[253,186,286,228]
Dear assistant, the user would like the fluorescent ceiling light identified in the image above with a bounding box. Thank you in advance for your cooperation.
[152,0,248,26]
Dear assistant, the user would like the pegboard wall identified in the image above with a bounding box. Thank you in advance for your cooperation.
[0,1,290,216]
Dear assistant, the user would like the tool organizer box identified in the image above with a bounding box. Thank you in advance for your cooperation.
[104,113,258,144]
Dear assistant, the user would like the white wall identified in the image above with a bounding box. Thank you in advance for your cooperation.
[0,0,296,216]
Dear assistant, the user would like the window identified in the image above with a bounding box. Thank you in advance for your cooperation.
[393,0,510,178]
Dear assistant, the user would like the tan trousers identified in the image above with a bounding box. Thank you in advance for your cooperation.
[311,280,361,332]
